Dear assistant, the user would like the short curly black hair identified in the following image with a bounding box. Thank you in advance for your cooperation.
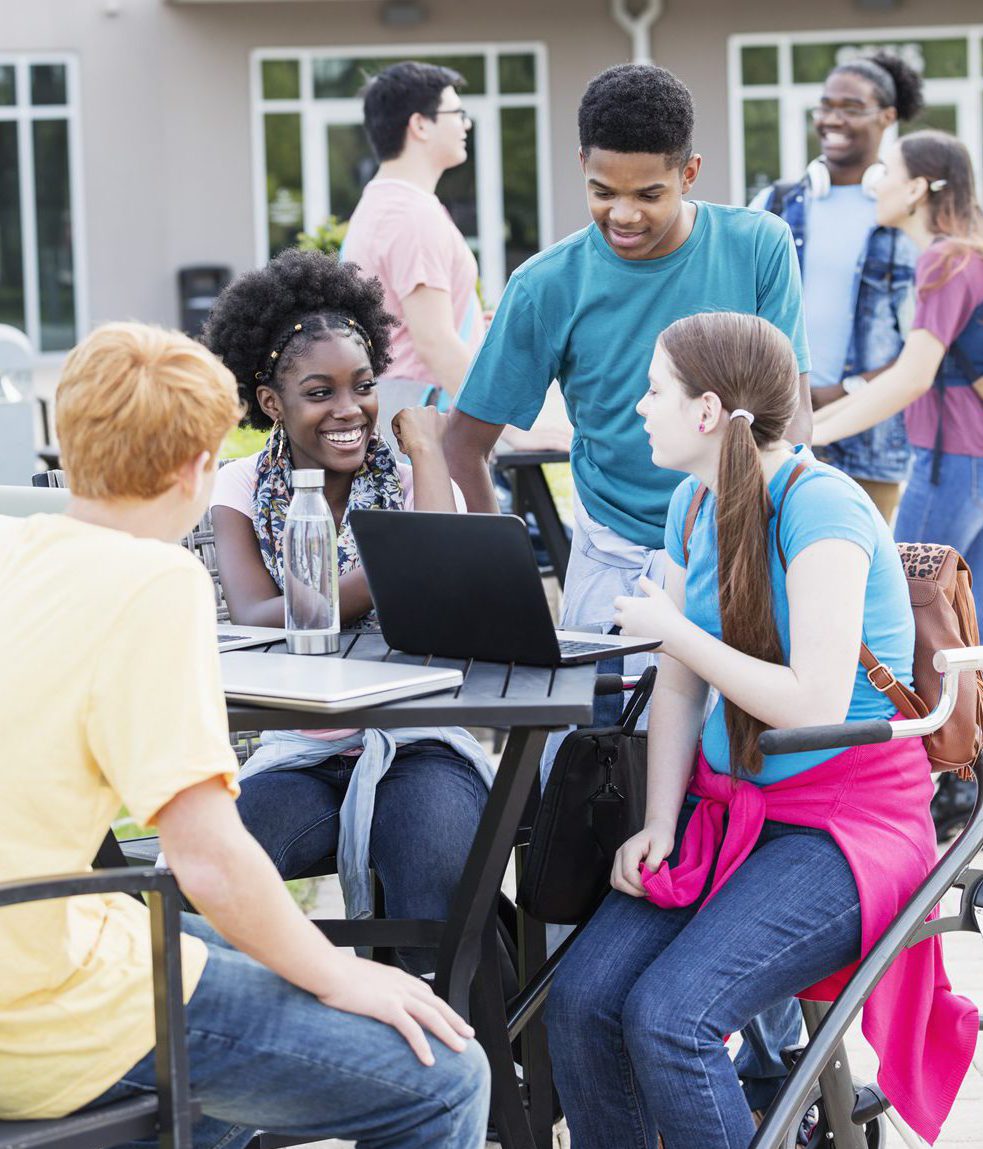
[832,51,924,123]
[201,248,396,430]
[578,64,694,168]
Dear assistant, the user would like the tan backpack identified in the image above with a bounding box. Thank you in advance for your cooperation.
[682,465,983,778]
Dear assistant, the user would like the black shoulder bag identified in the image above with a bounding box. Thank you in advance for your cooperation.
[517,667,655,924]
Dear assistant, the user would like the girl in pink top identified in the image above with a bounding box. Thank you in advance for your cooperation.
[815,131,983,614]
[201,249,489,975]
[545,312,975,1148]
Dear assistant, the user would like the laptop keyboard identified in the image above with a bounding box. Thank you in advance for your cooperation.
[557,639,624,656]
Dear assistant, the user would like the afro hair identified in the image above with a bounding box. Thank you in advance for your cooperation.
[201,248,396,429]
[578,64,694,167]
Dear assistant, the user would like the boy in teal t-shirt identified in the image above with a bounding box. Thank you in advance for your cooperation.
[443,62,812,1116]
[445,65,811,551]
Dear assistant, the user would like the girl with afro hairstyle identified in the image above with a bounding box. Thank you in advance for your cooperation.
[202,248,492,975]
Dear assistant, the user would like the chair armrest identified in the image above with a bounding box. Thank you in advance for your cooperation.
[0,868,194,1148]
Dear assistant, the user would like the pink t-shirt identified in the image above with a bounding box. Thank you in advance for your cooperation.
[341,179,485,389]
[906,245,983,456]
[210,453,463,742]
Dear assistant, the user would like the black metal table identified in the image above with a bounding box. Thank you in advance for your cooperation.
[225,630,595,1149]
[494,447,572,587]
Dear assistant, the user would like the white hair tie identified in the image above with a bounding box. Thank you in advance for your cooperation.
[731,408,755,425]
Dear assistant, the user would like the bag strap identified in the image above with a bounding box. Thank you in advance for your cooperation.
[686,457,926,721]
[684,461,809,569]
[681,485,709,566]
[931,339,982,486]
[773,463,810,571]
[857,642,924,719]
[619,665,657,735]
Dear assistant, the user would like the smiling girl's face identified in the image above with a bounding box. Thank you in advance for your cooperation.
[636,340,707,473]
[258,333,379,475]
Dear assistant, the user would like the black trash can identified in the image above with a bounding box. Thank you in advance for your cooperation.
[178,266,231,337]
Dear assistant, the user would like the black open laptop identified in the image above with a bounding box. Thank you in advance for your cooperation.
[349,511,661,667]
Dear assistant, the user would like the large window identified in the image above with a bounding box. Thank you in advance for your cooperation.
[0,55,84,353]
[728,26,983,205]
[252,43,552,303]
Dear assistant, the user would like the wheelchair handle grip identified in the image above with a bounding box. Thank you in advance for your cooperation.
[759,719,894,756]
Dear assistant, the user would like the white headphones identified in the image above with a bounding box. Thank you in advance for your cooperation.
[805,156,885,200]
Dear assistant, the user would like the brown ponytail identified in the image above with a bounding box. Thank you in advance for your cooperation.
[661,312,800,776]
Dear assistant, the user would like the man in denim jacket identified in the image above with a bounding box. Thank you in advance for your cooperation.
[753,51,922,521]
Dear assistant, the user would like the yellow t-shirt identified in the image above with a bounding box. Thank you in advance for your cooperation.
[0,514,239,1119]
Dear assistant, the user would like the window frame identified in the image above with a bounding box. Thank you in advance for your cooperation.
[727,24,983,206]
[0,53,87,359]
[250,41,553,303]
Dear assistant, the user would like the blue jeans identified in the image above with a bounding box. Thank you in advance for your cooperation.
[546,498,803,1108]
[80,915,490,1149]
[546,813,861,1149]
[895,446,983,617]
[236,739,486,974]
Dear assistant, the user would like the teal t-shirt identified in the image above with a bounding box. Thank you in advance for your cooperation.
[664,446,915,784]
[455,202,811,549]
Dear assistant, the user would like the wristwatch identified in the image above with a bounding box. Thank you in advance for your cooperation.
[842,374,867,395]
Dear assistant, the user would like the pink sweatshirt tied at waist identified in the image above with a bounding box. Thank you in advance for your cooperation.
[641,734,978,1144]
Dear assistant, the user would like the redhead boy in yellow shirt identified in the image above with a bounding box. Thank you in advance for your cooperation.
[0,323,488,1147]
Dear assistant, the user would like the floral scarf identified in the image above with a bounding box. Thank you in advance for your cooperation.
[251,426,404,620]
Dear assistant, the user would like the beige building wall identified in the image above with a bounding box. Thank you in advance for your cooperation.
[4,0,982,338]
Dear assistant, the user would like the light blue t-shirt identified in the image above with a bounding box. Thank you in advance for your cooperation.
[664,446,915,784]
[455,203,810,549]
[803,186,874,388]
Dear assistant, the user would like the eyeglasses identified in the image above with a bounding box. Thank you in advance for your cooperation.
[809,103,884,122]
[434,108,471,124]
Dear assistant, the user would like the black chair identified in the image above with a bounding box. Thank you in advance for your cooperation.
[0,868,196,1149]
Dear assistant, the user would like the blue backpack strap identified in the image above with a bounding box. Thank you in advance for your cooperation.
[931,335,983,486]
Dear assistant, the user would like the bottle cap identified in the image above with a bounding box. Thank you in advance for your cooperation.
[292,469,325,488]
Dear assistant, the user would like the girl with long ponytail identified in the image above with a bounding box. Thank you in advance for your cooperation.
[546,311,975,1149]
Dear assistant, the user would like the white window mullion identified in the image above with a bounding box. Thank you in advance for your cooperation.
[727,37,745,205]
[536,43,554,249]
[301,107,325,237]
[17,96,40,352]
[475,102,504,302]
[66,60,88,342]
[250,56,269,265]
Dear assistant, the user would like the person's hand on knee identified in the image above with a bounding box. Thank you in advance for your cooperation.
[317,952,475,1065]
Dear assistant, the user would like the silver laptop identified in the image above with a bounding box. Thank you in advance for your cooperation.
[221,651,462,713]
[216,623,286,652]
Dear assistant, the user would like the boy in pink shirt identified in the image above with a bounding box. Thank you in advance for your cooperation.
[342,62,484,431]
[343,61,569,453]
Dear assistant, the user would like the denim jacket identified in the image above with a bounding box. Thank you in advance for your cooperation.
[767,178,918,483]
